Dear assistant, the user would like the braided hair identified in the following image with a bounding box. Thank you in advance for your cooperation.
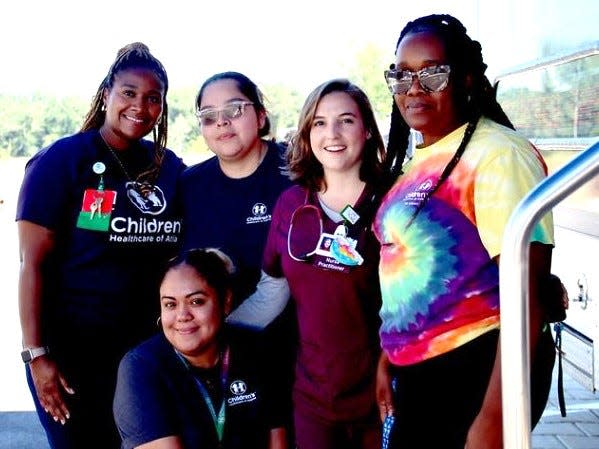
[81,42,169,185]
[386,14,515,225]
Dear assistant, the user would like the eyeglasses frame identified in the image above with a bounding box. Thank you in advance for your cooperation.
[195,101,255,126]
[383,64,451,95]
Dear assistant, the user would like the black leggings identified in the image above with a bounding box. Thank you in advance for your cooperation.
[386,328,555,449]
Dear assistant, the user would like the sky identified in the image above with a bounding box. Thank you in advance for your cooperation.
[1,0,476,98]
[1,0,597,99]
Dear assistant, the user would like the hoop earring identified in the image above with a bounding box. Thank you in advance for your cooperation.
[156,316,161,327]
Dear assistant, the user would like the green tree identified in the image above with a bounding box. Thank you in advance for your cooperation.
[0,43,401,160]
[167,88,211,162]
[262,83,304,139]
[0,94,86,158]
[348,43,393,132]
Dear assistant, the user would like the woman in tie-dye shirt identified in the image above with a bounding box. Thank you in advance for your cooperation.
[374,14,556,449]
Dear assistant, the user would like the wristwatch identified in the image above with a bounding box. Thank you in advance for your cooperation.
[21,346,50,363]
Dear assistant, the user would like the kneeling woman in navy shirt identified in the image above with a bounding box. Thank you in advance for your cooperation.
[113,248,288,449]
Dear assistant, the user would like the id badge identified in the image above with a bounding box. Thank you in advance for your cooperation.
[315,227,363,266]
[330,235,364,266]
[76,189,117,232]
[311,232,363,273]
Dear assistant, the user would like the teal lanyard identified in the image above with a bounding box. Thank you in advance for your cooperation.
[176,347,230,443]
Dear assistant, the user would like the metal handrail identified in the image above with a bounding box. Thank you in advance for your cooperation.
[500,141,599,448]
[494,41,598,82]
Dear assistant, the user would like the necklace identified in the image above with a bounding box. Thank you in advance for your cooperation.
[99,131,134,180]
[99,131,155,198]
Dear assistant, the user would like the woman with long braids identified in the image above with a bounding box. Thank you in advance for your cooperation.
[374,14,556,449]
[16,43,184,448]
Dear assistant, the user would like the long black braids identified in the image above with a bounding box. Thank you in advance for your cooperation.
[383,102,410,188]
[386,14,516,227]
[80,42,169,186]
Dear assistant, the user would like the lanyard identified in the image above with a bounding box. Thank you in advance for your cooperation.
[176,347,230,443]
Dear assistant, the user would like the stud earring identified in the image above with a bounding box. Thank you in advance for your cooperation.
[101,102,107,112]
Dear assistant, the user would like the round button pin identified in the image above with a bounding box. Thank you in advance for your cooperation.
[92,162,106,174]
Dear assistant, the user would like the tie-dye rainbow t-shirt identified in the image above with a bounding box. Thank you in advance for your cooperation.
[373,117,554,366]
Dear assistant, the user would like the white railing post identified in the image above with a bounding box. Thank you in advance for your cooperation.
[500,141,599,448]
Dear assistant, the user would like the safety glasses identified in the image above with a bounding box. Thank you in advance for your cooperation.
[196,101,254,127]
[384,64,451,95]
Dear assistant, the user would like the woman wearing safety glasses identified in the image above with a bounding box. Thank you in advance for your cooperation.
[229,79,389,449]
[178,71,296,442]
[179,71,293,271]
[374,14,556,449]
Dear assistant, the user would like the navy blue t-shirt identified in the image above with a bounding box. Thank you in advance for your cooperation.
[16,130,185,348]
[179,141,293,305]
[114,328,285,449]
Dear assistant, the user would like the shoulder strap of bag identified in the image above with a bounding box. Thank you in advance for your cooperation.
[554,322,567,417]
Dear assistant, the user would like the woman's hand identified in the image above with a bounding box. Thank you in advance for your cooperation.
[376,352,395,422]
[30,356,74,425]
[18,220,73,423]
